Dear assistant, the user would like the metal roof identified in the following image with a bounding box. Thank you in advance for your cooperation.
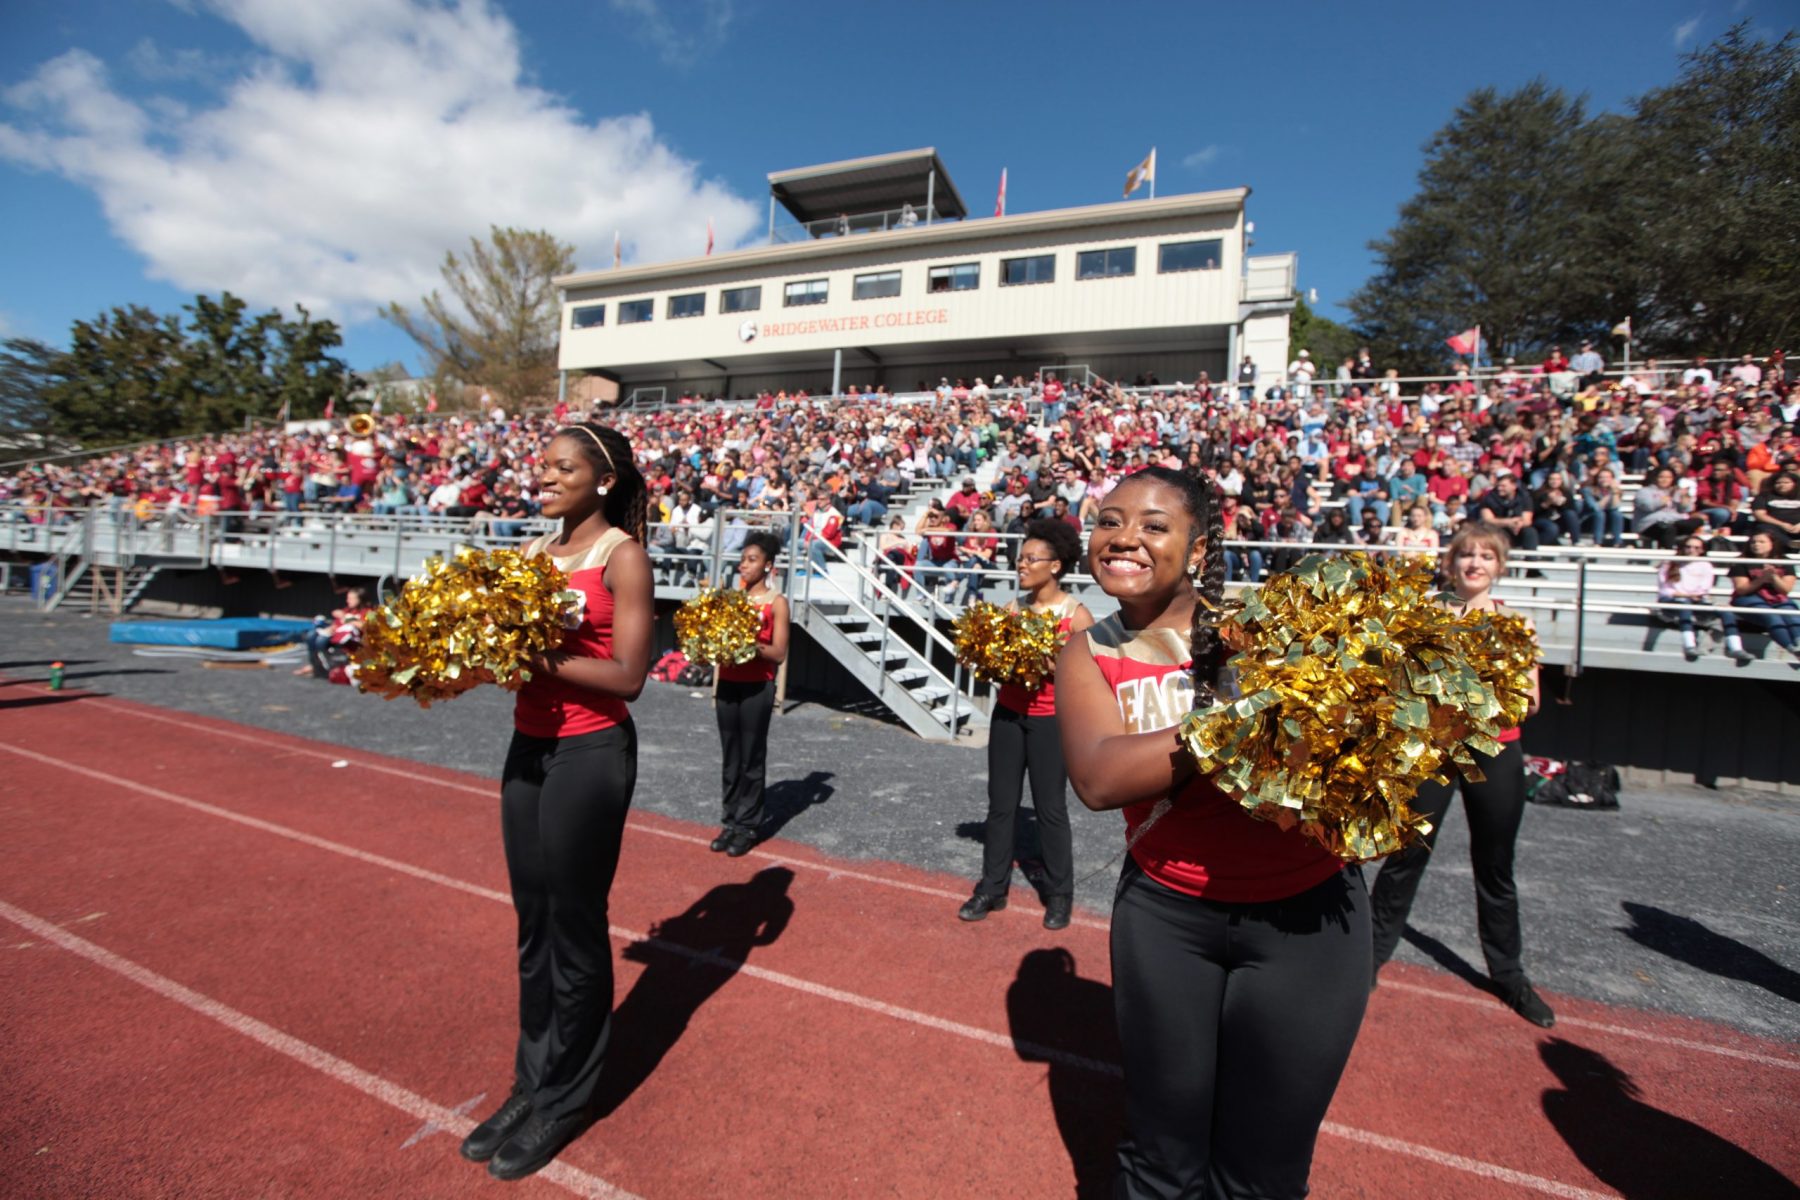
[767,148,967,225]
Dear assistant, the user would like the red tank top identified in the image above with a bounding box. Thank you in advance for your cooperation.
[717,595,778,683]
[1087,617,1341,903]
[996,598,1077,717]
[513,529,632,737]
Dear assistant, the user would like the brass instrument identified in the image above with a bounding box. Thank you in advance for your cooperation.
[346,412,377,437]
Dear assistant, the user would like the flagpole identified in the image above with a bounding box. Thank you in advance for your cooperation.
[1149,148,1156,200]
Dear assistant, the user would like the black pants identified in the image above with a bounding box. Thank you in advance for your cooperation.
[716,678,774,834]
[500,724,637,1121]
[1369,740,1528,988]
[1110,860,1370,1200]
[1640,517,1704,551]
[978,707,1072,898]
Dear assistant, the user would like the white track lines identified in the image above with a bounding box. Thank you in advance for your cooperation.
[0,897,637,1200]
[4,739,1671,1197]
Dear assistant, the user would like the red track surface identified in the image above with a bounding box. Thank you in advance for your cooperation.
[2,677,1796,1199]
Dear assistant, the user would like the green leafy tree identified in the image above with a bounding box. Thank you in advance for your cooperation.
[382,226,576,405]
[0,337,62,461]
[1287,298,1360,379]
[45,305,192,444]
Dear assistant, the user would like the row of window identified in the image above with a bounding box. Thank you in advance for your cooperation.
[568,237,1223,328]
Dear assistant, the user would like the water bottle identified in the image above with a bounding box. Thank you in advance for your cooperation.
[48,661,64,691]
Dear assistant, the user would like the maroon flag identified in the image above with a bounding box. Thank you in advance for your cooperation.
[706,217,714,256]
[994,168,1007,218]
[1445,327,1480,356]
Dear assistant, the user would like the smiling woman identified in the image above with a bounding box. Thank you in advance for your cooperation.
[1053,465,1370,1200]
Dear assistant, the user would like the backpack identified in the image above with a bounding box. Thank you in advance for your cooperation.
[677,662,714,687]
[1529,762,1620,810]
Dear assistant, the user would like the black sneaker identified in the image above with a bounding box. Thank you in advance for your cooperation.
[708,830,733,852]
[1501,981,1556,1028]
[1042,896,1072,931]
[459,1088,532,1163]
[488,1110,588,1181]
[725,828,757,857]
[958,892,1007,922]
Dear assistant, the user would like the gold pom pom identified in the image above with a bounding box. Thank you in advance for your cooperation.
[674,588,762,666]
[1177,552,1539,862]
[952,600,1067,691]
[351,547,581,708]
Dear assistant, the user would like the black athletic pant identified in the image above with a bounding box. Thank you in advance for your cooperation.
[977,706,1072,899]
[1369,740,1528,989]
[1110,860,1371,1199]
[500,723,637,1121]
[715,678,774,834]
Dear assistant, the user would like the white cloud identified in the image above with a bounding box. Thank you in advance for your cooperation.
[608,0,734,68]
[1182,145,1220,170]
[0,0,760,321]
[1674,14,1702,47]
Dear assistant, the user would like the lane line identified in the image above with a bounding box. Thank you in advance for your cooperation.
[0,897,636,1200]
[13,699,1792,1062]
[54,692,1114,931]
[1377,979,1800,1072]
[1,743,1671,1197]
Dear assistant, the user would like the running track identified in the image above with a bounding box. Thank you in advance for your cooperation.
[1,677,1796,1199]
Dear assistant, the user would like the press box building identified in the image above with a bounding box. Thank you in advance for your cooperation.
[555,149,1299,401]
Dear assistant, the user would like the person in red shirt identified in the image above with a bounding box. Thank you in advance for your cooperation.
[1055,466,1369,1198]
[710,531,790,856]
[1369,523,1552,1027]
[460,421,652,1180]
[944,475,983,526]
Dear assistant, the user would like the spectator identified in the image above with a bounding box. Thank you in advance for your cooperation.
[1219,493,1263,582]
[1393,503,1439,555]
[1569,341,1606,388]
[1582,467,1627,547]
[1633,465,1705,551]
[1287,349,1315,401]
[1658,535,1751,664]
[1472,472,1538,552]
[944,476,983,526]
[1751,471,1800,542]
[1236,355,1258,404]
[297,588,368,680]
[1343,461,1391,527]
[1694,460,1749,533]
[952,510,1000,605]
[1531,471,1583,546]
[877,515,915,594]
[1728,531,1800,666]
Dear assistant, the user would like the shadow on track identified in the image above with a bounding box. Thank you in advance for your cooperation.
[1619,901,1800,1005]
[592,866,795,1119]
[1540,1038,1799,1199]
[759,771,835,841]
[1006,948,1123,1200]
[0,692,101,711]
[1399,925,1490,992]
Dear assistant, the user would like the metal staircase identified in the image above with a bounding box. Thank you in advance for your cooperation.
[49,562,164,614]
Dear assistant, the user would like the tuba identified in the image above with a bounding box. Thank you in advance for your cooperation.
[346,412,377,437]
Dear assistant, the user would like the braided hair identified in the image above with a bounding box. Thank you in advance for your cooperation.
[1127,465,1228,702]
[556,421,648,544]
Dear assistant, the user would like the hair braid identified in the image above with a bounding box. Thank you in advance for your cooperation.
[1190,484,1228,703]
[558,420,648,543]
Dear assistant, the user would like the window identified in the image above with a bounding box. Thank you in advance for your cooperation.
[618,299,653,324]
[722,285,761,313]
[1000,255,1055,286]
[1076,247,1137,279]
[570,304,605,329]
[927,263,979,293]
[853,270,902,301]
[668,292,705,320]
[784,279,829,307]
[1159,239,1223,273]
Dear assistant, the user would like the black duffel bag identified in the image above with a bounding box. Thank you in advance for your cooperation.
[1529,762,1621,810]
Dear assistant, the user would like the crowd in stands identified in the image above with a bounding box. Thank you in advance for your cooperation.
[4,347,1798,646]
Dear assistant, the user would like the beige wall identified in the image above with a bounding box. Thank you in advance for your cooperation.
[559,208,1244,375]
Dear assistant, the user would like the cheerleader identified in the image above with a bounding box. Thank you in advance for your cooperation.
[1056,466,1370,1199]
[1368,522,1553,1026]
[710,531,790,856]
[459,422,653,1180]
[959,519,1093,929]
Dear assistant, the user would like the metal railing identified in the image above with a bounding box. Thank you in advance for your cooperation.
[769,204,948,244]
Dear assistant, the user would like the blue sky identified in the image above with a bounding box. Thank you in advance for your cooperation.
[1,0,1787,373]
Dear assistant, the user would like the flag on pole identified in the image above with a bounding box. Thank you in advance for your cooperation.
[705,217,714,256]
[426,388,438,414]
[1611,316,1632,340]
[613,230,622,269]
[1124,148,1157,198]
[324,395,336,420]
[1445,327,1481,356]
[994,167,1007,218]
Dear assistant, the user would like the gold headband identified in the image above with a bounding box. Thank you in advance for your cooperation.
[569,425,617,474]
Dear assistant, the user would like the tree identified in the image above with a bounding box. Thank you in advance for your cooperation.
[1286,298,1360,379]
[39,294,348,444]
[1624,25,1799,354]
[0,337,61,461]
[382,226,575,405]
[1347,82,1605,372]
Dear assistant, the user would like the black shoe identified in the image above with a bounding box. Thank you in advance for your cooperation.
[709,829,732,852]
[487,1110,587,1181]
[1500,981,1556,1028]
[460,1088,532,1163]
[958,892,1007,922]
[1042,896,1072,931]
[725,828,757,857]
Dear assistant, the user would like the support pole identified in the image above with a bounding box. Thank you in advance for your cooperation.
[832,349,843,401]
[767,194,776,243]
[926,168,936,226]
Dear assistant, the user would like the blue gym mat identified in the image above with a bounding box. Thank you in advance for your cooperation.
[109,617,315,650]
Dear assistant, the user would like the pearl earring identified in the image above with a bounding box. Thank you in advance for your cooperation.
[595,486,609,497]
